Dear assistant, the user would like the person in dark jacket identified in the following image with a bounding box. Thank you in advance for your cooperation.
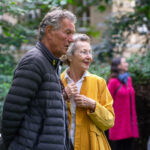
[0,7,76,150]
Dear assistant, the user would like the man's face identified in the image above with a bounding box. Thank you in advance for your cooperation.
[49,18,75,58]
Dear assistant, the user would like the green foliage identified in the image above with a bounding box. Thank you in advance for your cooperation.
[0,0,110,52]
[0,21,36,50]
[98,5,106,12]
[0,54,15,119]
[89,49,150,85]
[87,26,101,38]
[89,62,110,80]
[128,50,150,85]
[0,54,16,75]
[0,75,12,111]
[0,0,27,16]
[89,49,150,87]
[68,0,110,7]
[0,0,74,52]
[101,0,150,55]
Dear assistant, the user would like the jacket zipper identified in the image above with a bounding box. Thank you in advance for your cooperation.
[55,65,67,149]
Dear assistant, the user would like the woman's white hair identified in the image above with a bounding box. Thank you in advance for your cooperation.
[61,33,90,65]
[67,33,90,56]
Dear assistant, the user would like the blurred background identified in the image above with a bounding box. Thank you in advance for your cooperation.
[0,0,150,149]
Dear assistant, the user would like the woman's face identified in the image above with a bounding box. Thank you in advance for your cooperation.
[118,58,128,72]
[70,41,93,72]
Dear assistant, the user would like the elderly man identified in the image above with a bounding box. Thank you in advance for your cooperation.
[0,7,76,150]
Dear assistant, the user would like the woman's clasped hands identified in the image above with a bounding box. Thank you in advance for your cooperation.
[65,82,96,111]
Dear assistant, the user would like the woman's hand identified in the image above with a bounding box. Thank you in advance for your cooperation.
[65,83,79,99]
[74,94,96,111]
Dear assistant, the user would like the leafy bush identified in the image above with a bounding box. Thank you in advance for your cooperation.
[128,50,150,84]
[0,53,15,119]
[0,54,15,75]
[89,49,150,85]
[89,62,110,80]
[0,75,12,114]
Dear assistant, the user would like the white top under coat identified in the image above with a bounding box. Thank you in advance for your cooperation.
[64,69,89,145]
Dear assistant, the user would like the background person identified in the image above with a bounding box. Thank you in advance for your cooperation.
[61,33,115,150]
[108,57,139,150]
[0,7,76,150]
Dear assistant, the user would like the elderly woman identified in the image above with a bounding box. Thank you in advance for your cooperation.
[61,33,115,150]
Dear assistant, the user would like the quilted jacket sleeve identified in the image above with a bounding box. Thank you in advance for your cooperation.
[1,62,42,147]
[87,78,115,131]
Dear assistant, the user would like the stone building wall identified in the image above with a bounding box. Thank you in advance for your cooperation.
[89,0,149,58]
[90,5,112,44]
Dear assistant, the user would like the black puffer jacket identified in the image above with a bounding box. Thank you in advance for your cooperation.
[1,42,70,150]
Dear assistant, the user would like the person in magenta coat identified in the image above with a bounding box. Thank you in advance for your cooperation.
[107,57,139,150]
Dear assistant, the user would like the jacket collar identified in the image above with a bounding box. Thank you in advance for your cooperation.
[61,70,91,84]
[36,41,62,68]
[64,68,90,81]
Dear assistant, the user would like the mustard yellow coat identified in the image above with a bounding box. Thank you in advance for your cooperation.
[61,71,115,150]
